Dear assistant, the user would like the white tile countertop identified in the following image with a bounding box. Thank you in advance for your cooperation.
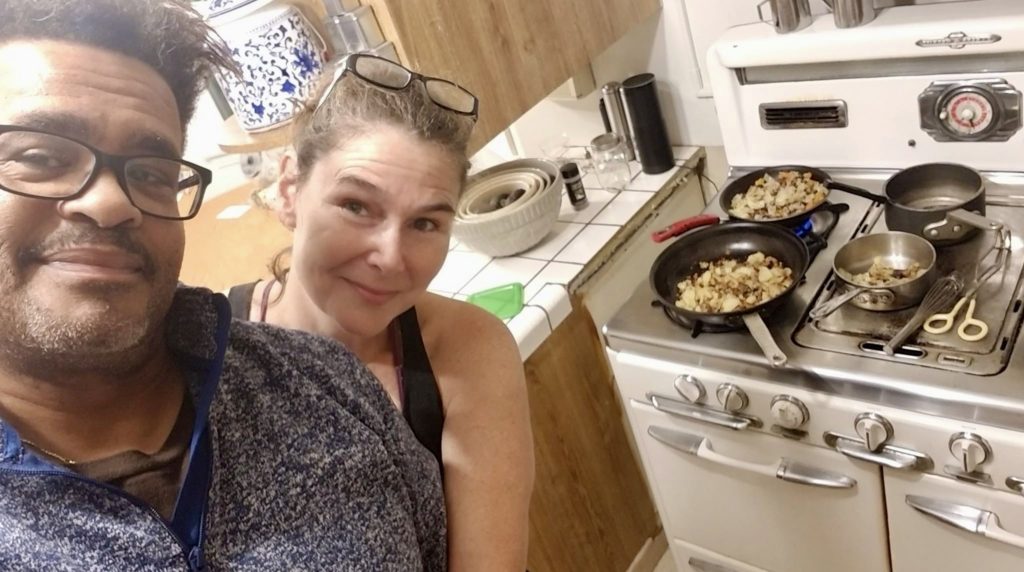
[431,146,705,360]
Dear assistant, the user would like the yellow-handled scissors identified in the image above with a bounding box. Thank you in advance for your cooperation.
[923,295,988,341]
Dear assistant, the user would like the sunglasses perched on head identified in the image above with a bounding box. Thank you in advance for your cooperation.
[315,54,479,119]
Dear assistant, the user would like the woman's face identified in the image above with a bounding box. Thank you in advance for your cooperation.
[286,126,462,337]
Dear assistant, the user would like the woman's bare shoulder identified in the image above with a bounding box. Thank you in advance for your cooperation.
[415,293,523,400]
[417,293,520,362]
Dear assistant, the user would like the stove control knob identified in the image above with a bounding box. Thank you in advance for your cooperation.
[673,374,706,404]
[949,432,991,474]
[716,384,748,413]
[855,413,893,453]
[770,395,809,430]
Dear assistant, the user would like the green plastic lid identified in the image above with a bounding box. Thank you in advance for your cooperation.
[466,282,525,320]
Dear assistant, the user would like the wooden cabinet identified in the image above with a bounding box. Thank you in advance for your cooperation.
[366,0,661,152]
[219,0,661,153]
[524,301,660,572]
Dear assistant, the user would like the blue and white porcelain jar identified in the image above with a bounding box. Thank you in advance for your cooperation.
[211,3,327,132]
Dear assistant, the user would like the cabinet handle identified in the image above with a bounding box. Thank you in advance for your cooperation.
[907,495,1024,551]
[824,431,933,472]
[644,393,760,431]
[689,557,737,572]
[648,426,856,489]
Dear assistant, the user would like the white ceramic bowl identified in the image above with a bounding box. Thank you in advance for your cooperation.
[454,159,563,257]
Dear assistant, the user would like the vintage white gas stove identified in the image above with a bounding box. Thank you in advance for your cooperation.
[605,2,1024,571]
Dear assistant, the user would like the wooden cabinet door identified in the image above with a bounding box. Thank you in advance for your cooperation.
[365,0,661,152]
[523,303,660,572]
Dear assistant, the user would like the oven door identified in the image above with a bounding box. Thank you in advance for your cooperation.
[887,471,1024,571]
[629,399,890,572]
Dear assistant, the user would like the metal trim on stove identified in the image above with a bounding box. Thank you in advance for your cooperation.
[648,426,857,489]
[824,431,934,472]
[645,393,763,431]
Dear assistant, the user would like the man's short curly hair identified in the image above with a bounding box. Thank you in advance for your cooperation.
[0,0,232,130]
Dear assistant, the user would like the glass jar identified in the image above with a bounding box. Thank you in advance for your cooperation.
[589,133,632,191]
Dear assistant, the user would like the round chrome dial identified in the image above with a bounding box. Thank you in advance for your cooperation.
[770,395,809,430]
[949,432,992,474]
[854,413,893,453]
[673,374,706,404]
[716,384,748,413]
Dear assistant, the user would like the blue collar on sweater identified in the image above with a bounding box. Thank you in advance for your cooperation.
[0,289,233,571]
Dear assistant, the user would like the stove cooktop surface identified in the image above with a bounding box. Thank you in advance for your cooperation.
[795,201,1024,376]
[604,168,1024,428]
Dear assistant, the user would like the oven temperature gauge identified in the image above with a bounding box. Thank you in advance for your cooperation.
[939,91,994,138]
[919,79,1022,142]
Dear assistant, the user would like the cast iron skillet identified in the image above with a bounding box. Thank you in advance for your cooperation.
[650,216,810,367]
[719,165,887,227]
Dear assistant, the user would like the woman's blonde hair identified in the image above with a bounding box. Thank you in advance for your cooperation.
[270,70,476,285]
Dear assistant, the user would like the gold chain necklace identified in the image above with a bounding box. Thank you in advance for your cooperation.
[21,439,78,466]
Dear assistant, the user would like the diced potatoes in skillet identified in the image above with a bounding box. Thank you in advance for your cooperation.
[675,252,795,313]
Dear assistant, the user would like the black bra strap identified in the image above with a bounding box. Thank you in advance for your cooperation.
[398,308,444,468]
[226,281,259,320]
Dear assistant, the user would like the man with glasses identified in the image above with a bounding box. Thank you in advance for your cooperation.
[0,1,446,570]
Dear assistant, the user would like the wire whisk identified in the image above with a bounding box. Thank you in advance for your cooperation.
[884,272,965,356]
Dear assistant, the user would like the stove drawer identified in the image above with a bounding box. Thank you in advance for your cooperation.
[629,399,890,572]
[887,471,1024,572]
[670,538,766,572]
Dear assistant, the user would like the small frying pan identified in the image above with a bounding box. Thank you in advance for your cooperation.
[650,216,810,367]
[719,165,887,226]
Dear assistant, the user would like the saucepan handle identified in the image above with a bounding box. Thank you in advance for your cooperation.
[741,313,788,367]
[809,286,867,320]
[945,209,1004,232]
[828,181,888,205]
[651,214,720,243]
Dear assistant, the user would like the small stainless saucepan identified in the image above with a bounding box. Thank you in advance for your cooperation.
[884,163,1000,245]
[809,232,937,320]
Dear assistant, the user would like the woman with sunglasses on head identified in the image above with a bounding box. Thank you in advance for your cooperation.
[227,55,534,571]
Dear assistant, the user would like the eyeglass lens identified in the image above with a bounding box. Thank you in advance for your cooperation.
[0,130,202,219]
[352,56,476,115]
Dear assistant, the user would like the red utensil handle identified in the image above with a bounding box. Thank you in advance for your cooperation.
[652,214,721,243]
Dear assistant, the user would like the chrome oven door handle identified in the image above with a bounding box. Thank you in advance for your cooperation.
[824,432,933,472]
[689,557,738,572]
[644,393,761,431]
[907,495,1024,551]
[648,426,857,489]
[1007,476,1024,495]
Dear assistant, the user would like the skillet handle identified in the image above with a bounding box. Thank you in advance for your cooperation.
[741,313,788,368]
[652,214,720,243]
[829,181,888,205]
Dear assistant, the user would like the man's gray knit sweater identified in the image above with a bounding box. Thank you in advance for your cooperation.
[0,287,447,571]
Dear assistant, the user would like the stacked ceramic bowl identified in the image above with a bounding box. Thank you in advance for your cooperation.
[454,159,563,257]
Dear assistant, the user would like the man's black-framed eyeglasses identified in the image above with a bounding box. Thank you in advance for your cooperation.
[0,125,212,221]
[315,53,479,119]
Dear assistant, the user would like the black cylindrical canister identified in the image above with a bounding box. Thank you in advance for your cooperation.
[560,162,589,210]
[620,73,674,175]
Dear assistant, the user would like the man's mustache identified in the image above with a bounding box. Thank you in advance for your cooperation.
[18,227,157,278]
